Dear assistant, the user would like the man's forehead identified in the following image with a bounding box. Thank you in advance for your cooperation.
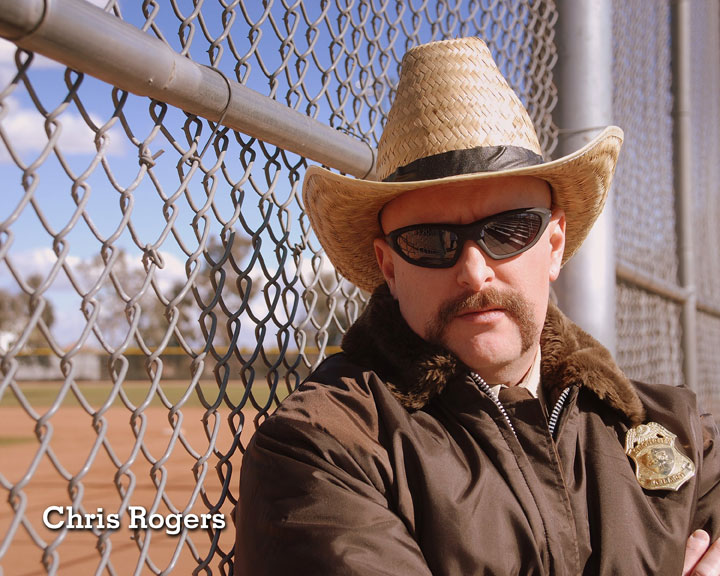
[379,175,552,229]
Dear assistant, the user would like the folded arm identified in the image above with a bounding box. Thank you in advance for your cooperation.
[683,411,720,575]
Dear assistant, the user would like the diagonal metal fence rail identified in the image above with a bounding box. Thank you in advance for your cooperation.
[0,0,718,574]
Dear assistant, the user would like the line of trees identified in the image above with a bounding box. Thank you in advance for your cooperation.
[0,274,55,352]
[0,237,352,359]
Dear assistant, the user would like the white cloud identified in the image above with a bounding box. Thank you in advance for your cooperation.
[0,38,62,84]
[2,246,193,346]
[10,247,84,291]
[4,246,189,293]
[0,38,16,64]
[0,38,18,88]
[1,33,127,165]
[2,245,306,349]
[153,251,187,292]
[0,95,126,163]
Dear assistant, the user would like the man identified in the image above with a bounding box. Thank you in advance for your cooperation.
[235,37,720,575]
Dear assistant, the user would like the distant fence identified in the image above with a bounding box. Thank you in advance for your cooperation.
[10,347,335,382]
[0,0,718,573]
[611,0,720,412]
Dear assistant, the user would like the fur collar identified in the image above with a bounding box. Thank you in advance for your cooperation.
[342,284,645,425]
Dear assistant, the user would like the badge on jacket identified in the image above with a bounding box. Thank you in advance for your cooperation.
[625,422,695,491]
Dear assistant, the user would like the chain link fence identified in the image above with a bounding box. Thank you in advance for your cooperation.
[612,0,683,384]
[0,0,718,573]
[688,0,720,415]
[612,0,720,410]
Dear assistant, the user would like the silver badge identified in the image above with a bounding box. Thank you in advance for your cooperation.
[625,422,695,491]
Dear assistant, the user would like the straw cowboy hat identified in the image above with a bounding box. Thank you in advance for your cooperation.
[303,37,623,293]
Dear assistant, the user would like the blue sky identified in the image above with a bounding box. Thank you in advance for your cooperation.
[1,0,523,352]
[0,4,306,351]
[0,0,385,354]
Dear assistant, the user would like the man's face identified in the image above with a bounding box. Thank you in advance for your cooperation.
[373,176,565,385]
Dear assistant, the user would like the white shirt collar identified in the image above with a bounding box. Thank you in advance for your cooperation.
[488,346,542,400]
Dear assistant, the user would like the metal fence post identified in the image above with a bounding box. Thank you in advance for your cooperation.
[671,0,698,390]
[552,0,617,355]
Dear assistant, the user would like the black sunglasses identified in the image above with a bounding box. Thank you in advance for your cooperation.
[384,207,553,268]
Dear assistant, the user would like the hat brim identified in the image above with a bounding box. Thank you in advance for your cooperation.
[303,126,623,293]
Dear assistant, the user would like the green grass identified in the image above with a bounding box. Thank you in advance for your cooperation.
[0,380,289,409]
[0,436,36,446]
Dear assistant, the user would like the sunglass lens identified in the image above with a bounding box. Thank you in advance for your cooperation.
[482,212,543,257]
[396,228,459,266]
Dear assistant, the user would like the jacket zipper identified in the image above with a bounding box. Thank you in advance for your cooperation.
[470,373,576,573]
[469,372,517,438]
[547,387,572,439]
[469,372,573,440]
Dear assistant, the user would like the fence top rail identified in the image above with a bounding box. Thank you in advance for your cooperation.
[0,0,376,179]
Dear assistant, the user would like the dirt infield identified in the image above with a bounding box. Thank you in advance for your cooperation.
[0,389,261,575]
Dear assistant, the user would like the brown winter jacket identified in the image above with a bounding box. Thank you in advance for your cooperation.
[235,285,720,575]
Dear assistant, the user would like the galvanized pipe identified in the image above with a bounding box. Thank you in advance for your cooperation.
[552,0,617,355]
[0,0,376,179]
[698,299,720,320]
[671,0,698,390]
[617,263,720,317]
[616,262,690,304]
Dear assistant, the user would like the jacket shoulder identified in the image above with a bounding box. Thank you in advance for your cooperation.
[628,380,717,454]
[631,380,702,416]
[249,353,403,462]
[277,352,392,420]
[235,355,434,575]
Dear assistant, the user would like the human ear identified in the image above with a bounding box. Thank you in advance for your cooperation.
[548,209,566,282]
[373,238,397,296]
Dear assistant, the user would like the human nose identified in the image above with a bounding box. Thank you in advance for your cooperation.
[455,240,494,290]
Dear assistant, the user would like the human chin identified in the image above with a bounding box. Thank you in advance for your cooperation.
[444,318,527,371]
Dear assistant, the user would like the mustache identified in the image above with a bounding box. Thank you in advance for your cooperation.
[437,287,529,323]
[426,286,534,345]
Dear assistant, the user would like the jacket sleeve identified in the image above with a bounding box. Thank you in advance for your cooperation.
[233,397,433,576]
[692,410,720,540]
